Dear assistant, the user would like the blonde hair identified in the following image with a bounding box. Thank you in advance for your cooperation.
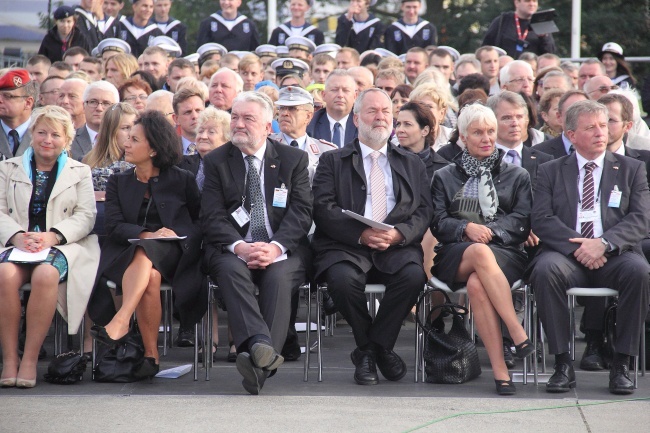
[175,77,209,101]
[412,67,458,111]
[105,53,138,82]
[196,106,231,145]
[410,83,448,111]
[238,54,262,72]
[83,102,138,168]
[29,106,75,151]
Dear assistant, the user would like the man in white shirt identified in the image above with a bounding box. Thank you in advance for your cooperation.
[70,81,119,160]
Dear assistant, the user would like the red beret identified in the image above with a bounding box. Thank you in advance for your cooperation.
[0,69,31,91]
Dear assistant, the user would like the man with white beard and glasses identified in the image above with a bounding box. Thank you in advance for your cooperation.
[311,88,433,386]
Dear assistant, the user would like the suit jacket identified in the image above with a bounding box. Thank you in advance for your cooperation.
[269,133,337,184]
[533,135,568,160]
[306,109,357,148]
[178,154,201,177]
[89,166,206,326]
[521,145,553,191]
[70,126,92,162]
[0,129,31,160]
[311,139,433,279]
[200,139,313,262]
[0,153,99,333]
[531,151,650,258]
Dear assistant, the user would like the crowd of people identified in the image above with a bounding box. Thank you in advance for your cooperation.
[0,0,648,397]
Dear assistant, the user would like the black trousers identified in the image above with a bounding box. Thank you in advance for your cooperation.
[207,252,306,353]
[324,261,426,351]
[531,250,649,357]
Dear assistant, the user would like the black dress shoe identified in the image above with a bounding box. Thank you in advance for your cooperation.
[580,340,606,371]
[236,352,267,395]
[250,342,284,371]
[609,362,634,395]
[321,288,338,316]
[281,334,301,362]
[350,348,379,385]
[376,349,406,381]
[503,341,516,369]
[546,363,576,393]
[174,327,195,347]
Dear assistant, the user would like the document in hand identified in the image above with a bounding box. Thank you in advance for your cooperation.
[8,248,51,263]
[342,209,394,231]
[128,236,187,244]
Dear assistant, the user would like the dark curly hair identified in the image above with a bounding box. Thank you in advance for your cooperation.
[134,110,181,170]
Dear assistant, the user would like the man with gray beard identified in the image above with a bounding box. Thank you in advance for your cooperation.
[311,88,433,386]
[200,91,313,395]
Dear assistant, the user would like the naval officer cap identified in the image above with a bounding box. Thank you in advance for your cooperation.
[275,86,314,107]
[313,43,341,57]
[374,48,398,59]
[286,36,316,55]
[149,35,182,57]
[438,46,460,62]
[197,43,228,61]
[255,45,278,58]
[271,58,310,78]
[95,38,131,56]
[275,45,290,57]
[184,53,200,64]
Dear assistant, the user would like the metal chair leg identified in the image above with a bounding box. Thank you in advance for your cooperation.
[316,284,323,382]
[304,283,311,382]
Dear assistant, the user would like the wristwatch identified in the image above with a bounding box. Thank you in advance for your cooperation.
[54,232,64,245]
[600,237,613,253]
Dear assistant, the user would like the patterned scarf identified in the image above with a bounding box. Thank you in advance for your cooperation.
[453,149,500,223]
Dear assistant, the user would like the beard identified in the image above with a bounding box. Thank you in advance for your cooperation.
[231,129,264,151]
[358,120,391,145]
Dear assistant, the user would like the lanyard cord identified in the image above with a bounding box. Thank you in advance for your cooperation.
[514,15,529,41]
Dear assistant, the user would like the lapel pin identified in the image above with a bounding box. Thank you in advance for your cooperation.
[531,156,536,159]
[613,166,619,170]
[270,164,276,168]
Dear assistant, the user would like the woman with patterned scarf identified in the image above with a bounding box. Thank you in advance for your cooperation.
[429,103,535,396]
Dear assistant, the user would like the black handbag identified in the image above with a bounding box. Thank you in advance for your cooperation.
[416,288,482,384]
[93,330,145,383]
[43,351,88,384]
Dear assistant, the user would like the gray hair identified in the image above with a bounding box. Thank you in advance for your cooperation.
[375,68,406,84]
[542,70,573,89]
[82,80,119,102]
[324,69,355,89]
[457,102,497,137]
[196,106,231,141]
[210,67,244,93]
[499,60,533,87]
[579,58,606,75]
[560,60,579,74]
[564,100,608,132]
[147,89,174,105]
[352,87,391,115]
[454,54,480,76]
[232,91,275,124]
[487,90,528,113]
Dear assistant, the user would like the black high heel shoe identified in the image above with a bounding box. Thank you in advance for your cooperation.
[90,325,129,346]
[514,338,535,359]
[495,379,516,395]
[134,357,160,382]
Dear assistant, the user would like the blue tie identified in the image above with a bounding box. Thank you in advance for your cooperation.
[332,122,342,147]
[9,130,20,155]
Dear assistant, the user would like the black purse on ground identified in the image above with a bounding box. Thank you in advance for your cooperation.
[416,288,482,384]
[93,330,145,383]
[43,351,88,384]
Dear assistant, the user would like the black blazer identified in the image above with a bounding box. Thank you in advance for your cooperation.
[88,166,206,326]
[521,145,553,191]
[531,151,650,258]
[200,139,313,262]
[70,126,92,162]
[437,142,463,162]
[422,148,450,184]
[306,109,357,147]
[178,154,201,177]
[311,140,433,279]
[533,135,568,160]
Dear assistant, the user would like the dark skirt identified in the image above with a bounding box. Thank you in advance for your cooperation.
[101,240,181,295]
[432,242,527,291]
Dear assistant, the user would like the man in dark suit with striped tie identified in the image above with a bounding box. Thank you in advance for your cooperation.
[529,100,650,395]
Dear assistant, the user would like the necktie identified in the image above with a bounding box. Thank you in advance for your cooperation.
[290,140,298,148]
[568,145,575,154]
[506,149,520,166]
[580,162,597,239]
[9,130,20,156]
[186,142,197,155]
[245,155,270,243]
[369,151,387,222]
[332,122,342,147]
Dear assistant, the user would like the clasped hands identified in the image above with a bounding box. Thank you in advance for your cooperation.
[10,231,59,253]
[463,222,493,244]
[139,227,178,239]
[569,237,608,270]
[360,228,404,251]
[235,242,282,269]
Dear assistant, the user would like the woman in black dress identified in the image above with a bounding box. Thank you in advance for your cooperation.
[430,103,534,395]
[89,110,204,379]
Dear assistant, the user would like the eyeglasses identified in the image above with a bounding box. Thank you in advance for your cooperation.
[278,105,309,113]
[508,77,534,85]
[85,99,113,109]
[588,85,619,95]
[0,92,28,101]
[124,94,148,102]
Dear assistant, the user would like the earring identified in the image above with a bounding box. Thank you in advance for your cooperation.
[149,153,155,157]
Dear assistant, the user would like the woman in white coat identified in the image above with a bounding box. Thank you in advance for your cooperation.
[0,105,99,388]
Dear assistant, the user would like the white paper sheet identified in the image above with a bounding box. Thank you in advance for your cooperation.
[128,236,187,244]
[8,248,51,263]
[155,364,192,379]
[342,210,393,231]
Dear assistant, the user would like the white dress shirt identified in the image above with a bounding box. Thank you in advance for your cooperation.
[86,125,99,147]
[281,133,308,151]
[327,113,349,145]
[228,142,287,262]
[359,141,396,220]
[575,151,606,237]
